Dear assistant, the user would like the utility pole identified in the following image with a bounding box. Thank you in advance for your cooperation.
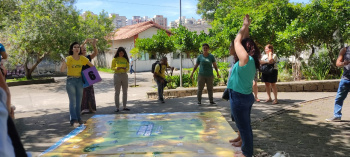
[179,0,183,87]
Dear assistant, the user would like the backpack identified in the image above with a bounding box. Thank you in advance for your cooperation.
[151,61,162,73]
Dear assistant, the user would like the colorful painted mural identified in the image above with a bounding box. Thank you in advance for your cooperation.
[40,112,237,157]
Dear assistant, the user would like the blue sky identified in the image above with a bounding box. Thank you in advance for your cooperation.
[74,0,309,25]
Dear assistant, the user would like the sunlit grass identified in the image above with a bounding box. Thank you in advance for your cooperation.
[96,67,114,73]
[6,77,52,83]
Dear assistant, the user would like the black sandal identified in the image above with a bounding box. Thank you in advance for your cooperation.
[123,108,130,111]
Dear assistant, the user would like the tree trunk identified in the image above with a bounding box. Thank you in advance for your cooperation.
[309,45,315,59]
[25,52,48,79]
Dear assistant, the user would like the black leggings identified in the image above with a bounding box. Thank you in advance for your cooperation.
[7,116,27,157]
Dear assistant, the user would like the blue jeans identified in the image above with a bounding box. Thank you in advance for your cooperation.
[334,79,350,118]
[155,78,165,101]
[66,77,83,123]
[229,89,254,157]
[130,65,135,74]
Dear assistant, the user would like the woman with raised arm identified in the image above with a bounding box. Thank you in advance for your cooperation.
[227,14,260,157]
[80,39,98,114]
[61,42,94,126]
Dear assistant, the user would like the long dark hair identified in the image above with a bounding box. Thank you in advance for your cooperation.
[114,47,129,63]
[69,42,80,55]
[234,38,261,69]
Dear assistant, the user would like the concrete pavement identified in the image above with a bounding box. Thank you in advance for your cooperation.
[10,71,350,156]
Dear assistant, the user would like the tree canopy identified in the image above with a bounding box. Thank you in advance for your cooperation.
[0,0,114,79]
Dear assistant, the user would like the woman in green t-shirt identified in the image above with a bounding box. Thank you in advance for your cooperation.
[227,14,261,157]
[190,43,220,105]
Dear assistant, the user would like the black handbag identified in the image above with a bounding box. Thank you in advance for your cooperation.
[222,88,229,101]
[260,64,274,74]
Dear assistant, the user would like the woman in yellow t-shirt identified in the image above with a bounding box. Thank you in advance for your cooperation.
[111,47,129,112]
[60,42,94,126]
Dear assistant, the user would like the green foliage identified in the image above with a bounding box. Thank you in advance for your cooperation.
[6,77,52,82]
[129,47,140,59]
[136,30,175,59]
[277,61,294,82]
[196,0,225,21]
[165,73,198,89]
[0,0,18,30]
[165,66,225,89]
[217,62,230,85]
[96,66,114,73]
[171,26,208,60]
[199,0,350,80]
[0,0,114,79]
[301,50,338,80]
[79,11,115,52]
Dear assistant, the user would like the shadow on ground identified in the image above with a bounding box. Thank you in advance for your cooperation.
[252,100,350,156]
[15,96,310,156]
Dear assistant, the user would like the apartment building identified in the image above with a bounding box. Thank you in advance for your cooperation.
[153,15,167,28]
[109,13,127,29]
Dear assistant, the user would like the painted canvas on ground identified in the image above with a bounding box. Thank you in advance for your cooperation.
[40,112,237,157]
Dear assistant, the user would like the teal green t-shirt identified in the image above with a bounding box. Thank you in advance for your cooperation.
[227,56,256,94]
[196,54,216,77]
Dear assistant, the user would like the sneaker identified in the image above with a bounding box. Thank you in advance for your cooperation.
[78,120,85,125]
[159,99,165,103]
[114,109,120,112]
[210,101,216,105]
[326,116,341,122]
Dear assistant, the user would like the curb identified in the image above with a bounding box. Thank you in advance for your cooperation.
[251,95,336,125]
[7,78,56,87]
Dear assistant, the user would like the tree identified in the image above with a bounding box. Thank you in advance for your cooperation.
[301,0,350,76]
[2,0,114,79]
[0,0,18,30]
[171,25,208,64]
[196,0,226,21]
[78,11,114,52]
[136,30,175,59]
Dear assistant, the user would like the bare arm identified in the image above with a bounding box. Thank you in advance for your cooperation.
[60,61,67,72]
[81,39,88,48]
[336,47,349,67]
[213,62,220,78]
[90,39,98,59]
[190,64,199,79]
[0,73,11,112]
[86,61,94,67]
[234,14,251,67]
[1,51,8,60]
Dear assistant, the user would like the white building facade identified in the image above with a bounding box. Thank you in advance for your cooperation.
[106,21,194,72]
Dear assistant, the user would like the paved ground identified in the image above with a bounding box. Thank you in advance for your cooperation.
[10,71,350,156]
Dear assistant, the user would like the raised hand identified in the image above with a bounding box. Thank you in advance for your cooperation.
[243,14,251,26]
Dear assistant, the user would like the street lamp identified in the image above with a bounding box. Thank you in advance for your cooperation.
[179,0,183,87]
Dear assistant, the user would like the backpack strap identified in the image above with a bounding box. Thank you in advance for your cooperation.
[158,63,162,73]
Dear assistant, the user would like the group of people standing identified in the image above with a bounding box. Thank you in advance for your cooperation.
[60,40,135,126]
[57,14,348,157]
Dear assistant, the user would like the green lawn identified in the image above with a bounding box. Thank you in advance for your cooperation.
[6,77,51,83]
[96,67,114,74]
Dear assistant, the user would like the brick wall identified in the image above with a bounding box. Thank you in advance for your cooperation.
[147,80,340,99]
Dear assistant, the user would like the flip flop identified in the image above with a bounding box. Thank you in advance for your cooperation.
[265,99,272,102]
[255,98,260,102]
[229,138,240,143]
[272,100,279,104]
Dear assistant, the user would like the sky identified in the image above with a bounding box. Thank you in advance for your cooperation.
[74,0,310,26]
